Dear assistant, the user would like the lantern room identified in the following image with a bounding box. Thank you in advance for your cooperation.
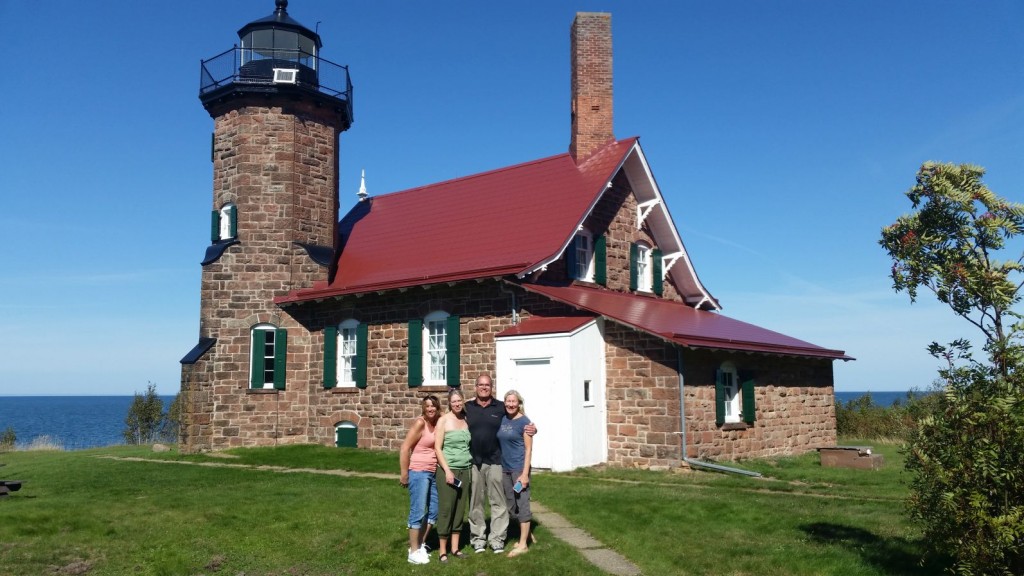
[198,0,353,128]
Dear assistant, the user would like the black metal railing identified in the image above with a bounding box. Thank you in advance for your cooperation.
[200,47,352,106]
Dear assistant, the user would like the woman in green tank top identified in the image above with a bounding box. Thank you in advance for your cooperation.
[433,388,473,562]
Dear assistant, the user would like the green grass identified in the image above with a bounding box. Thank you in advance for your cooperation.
[0,440,948,575]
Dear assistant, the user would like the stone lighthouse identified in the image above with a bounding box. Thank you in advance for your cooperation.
[179,0,353,452]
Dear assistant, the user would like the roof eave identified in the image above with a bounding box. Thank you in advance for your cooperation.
[275,266,524,306]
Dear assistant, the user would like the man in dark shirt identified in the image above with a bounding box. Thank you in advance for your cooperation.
[464,373,535,553]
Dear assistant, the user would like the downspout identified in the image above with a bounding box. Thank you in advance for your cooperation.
[677,347,761,477]
[498,282,520,325]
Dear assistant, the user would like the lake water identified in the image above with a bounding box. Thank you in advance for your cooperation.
[0,396,178,450]
[0,391,908,451]
[834,391,917,407]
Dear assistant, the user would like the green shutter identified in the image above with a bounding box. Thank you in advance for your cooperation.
[250,329,266,389]
[323,326,337,389]
[408,319,423,387]
[211,210,220,243]
[228,205,238,239]
[652,248,663,296]
[740,372,756,424]
[446,315,460,387]
[355,323,368,389]
[629,243,639,292]
[273,328,287,390]
[714,369,725,426]
[595,235,607,285]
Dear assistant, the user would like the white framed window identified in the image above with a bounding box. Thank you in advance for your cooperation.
[583,379,594,407]
[219,202,234,238]
[572,231,595,281]
[337,319,360,387]
[250,324,286,390]
[718,362,740,424]
[424,311,448,385]
[636,242,652,292]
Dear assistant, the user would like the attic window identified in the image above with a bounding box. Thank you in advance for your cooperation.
[569,230,595,281]
[636,243,652,292]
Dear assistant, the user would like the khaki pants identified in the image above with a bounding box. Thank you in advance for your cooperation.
[469,462,508,550]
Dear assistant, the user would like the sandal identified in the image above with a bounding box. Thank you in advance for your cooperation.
[452,550,468,559]
[439,553,449,563]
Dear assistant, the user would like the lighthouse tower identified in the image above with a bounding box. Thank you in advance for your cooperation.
[180,0,353,452]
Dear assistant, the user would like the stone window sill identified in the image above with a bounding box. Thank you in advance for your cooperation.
[721,422,750,431]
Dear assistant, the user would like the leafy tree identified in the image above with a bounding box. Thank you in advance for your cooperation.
[124,383,166,445]
[880,162,1024,574]
[162,393,182,443]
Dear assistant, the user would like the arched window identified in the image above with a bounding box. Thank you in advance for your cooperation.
[630,241,663,295]
[211,203,237,242]
[636,242,652,292]
[407,312,460,387]
[250,324,286,390]
[715,362,756,426]
[323,319,367,389]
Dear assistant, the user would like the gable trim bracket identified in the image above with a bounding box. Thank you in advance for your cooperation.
[661,251,682,279]
[637,199,660,229]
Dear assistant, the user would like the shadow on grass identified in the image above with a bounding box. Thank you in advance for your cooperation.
[801,522,950,576]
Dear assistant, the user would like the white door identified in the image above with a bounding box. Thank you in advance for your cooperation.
[508,358,554,470]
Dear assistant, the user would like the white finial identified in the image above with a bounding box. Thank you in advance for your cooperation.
[357,169,368,201]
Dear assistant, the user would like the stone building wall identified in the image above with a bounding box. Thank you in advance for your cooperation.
[681,349,836,460]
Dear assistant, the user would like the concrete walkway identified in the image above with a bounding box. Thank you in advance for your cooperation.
[99,456,642,575]
[530,500,642,576]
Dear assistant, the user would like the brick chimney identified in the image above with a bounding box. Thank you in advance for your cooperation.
[569,12,613,163]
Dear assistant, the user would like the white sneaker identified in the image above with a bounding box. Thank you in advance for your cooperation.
[474,545,486,554]
[492,546,505,554]
[407,547,429,564]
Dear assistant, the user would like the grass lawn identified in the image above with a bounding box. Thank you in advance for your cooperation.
[0,440,947,575]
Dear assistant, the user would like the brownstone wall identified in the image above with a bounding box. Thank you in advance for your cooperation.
[604,323,682,468]
[182,280,532,452]
[601,326,836,468]
[181,97,345,453]
[681,349,836,461]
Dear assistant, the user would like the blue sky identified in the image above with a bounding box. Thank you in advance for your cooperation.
[2,0,1021,396]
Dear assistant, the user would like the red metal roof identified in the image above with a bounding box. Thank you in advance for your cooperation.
[276,138,638,304]
[495,315,597,338]
[520,283,852,360]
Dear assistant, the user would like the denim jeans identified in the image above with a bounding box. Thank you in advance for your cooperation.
[407,470,438,529]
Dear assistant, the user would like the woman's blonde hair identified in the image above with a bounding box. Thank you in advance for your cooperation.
[447,388,465,413]
[503,389,526,416]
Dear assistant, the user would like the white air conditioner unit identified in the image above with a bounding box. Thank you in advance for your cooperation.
[273,68,298,84]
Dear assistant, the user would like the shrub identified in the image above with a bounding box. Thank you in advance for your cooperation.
[834,388,940,440]
[0,426,15,451]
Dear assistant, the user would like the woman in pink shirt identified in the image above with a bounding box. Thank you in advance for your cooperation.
[399,395,441,564]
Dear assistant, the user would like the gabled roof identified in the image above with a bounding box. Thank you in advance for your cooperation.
[277,138,715,306]
[519,283,852,360]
